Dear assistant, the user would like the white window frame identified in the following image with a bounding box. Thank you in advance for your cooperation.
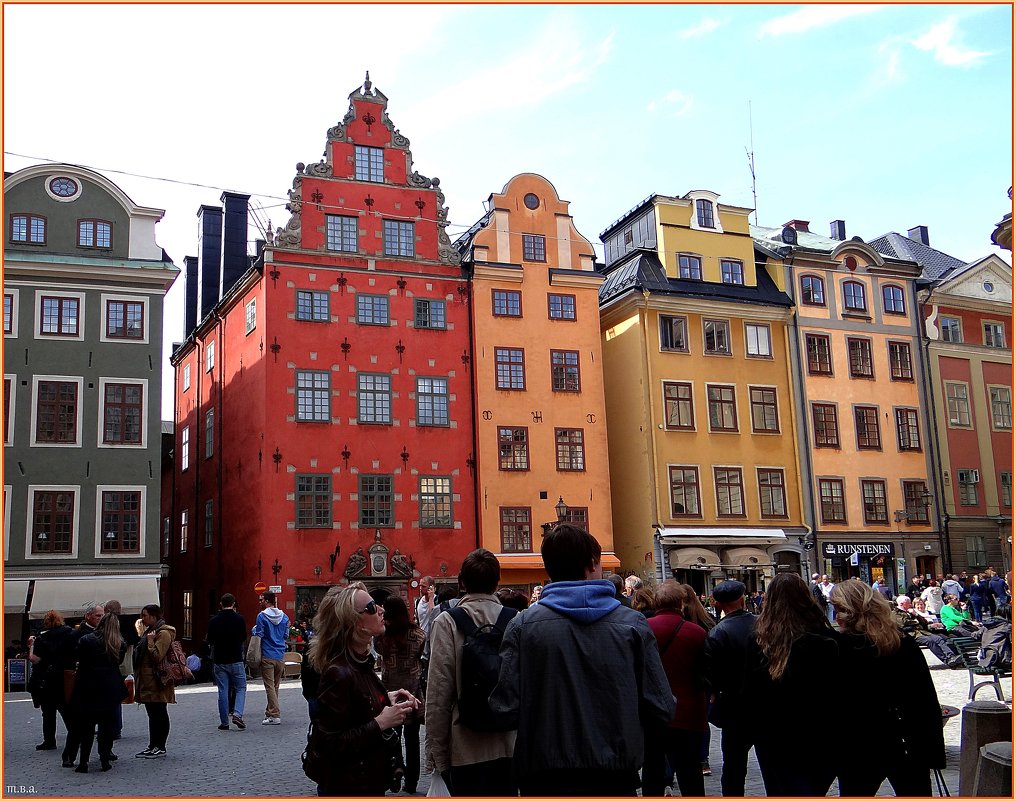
[983,320,1007,348]
[93,484,147,559]
[4,485,11,560]
[4,287,19,338]
[99,292,150,344]
[940,316,963,343]
[245,298,257,335]
[25,484,80,560]
[989,385,1013,430]
[687,190,724,233]
[96,376,148,449]
[30,375,84,448]
[744,323,772,358]
[182,363,191,392]
[205,341,215,373]
[181,426,190,472]
[4,373,16,446]
[34,290,85,342]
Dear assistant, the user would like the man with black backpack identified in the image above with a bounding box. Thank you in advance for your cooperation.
[424,549,518,796]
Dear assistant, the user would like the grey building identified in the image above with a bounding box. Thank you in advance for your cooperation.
[3,163,178,633]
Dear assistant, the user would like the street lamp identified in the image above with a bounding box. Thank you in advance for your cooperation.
[271,559,283,581]
[555,496,568,522]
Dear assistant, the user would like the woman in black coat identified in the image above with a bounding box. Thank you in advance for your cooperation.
[27,610,75,751]
[831,579,945,795]
[69,613,127,772]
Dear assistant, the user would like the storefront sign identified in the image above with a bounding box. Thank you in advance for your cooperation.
[822,542,894,558]
[7,658,27,688]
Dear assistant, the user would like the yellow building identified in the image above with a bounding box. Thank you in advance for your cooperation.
[599,191,806,594]
[456,174,617,589]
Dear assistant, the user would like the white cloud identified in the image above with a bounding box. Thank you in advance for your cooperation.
[911,17,991,67]
[646,90,694,118]
[678,18,724,40]
[758,5,883,37]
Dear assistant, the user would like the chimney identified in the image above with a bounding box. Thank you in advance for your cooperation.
[907,225,929,246]
[197,205,223,320]
[220,191,251,298]
[829,220,846,240]
[783,219,810,232]
[184,256,199,335]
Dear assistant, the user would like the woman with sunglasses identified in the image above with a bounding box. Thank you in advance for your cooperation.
[303,582,420,796]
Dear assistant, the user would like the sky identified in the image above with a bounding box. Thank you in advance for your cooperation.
[3,3,1012,419]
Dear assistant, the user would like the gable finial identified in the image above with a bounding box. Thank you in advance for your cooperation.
[364,71,372,94]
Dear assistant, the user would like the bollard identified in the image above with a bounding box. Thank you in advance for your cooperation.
[959,701,1012,796]
[972,741,1013,796]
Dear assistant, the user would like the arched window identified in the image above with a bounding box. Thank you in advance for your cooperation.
[842,280,867,313]
[800,275,825,306]
[882,284,905,314]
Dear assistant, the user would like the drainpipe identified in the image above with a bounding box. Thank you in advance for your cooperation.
[463,263,481,552]
[214,308,225,604]
[638,291,665,582]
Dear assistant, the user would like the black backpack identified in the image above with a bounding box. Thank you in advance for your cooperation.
[448,606,517,732]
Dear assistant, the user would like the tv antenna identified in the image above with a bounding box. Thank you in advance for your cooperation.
[746,101,758,225]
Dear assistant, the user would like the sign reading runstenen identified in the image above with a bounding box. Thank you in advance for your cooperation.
[821,542,895,557]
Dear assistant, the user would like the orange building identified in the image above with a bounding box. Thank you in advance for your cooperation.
[455,174,617,588]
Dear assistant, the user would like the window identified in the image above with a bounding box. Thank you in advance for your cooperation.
[707,385,737,431]
[714,468,745,516]
[945,382,971,427]
[745,324,772,358]
[494,348,525,390]
[500,507,532,553]
[180,426,190,471]
[359,475,394,527]
[895,408,921,451]
[903,481,930,523]
[182,591,193,639]
[548,294,576,320]
[244,299,257,334]
[888,341,913,381]
[3,292,14,335]
[498,427,529,470]
[882,285,906,315]
[416,377,449,426]
[204,409,214,458]
[180,509,188,553]
[354,145,384,182]
[805,333,833,375]
[847,338,874,378]
[965,536,988,568]
[105,299,144,339]
[40,296,79,336]
[990,387,1013,430]
[958,472,979,506]
[415,299,446,329]
[800,275,825,306]
[10,214,46,244]
[296,370,331,422]
[664,381,694,430]
[203,499,213,548]
[749,387,779,433]
[522,234,546,262]
[35,380,78,443]
[357,373,392,424]
[659,315,688,352]
[492,290,522,317]
[695,199,715,229]
[383,219,415,257]
[670,466,701,516]
[357,294,390,325]
[941,316,963,342]
[77,219,112,249]
[678,254,702,280]
[812,404,839,447]
[560,506,589,530]
[758,469,788,518]
[819,478,847,523]
[854,406,881,450]
[861,480,889,524]
[296,475,331,528]
[1001,472,1012,508]
[984,322,1006,348]
[162,517,170,559]
[555,428,585,471]
[102,383,143,444]
[550,350,580,392]
[703,319,731,355]
[420,477,452,527]
[205,341,215,372]
[842,281,867,313]
[720,259,744,285]
[31,490,74,554]
[325,215,358,252]
[182,364,191,391]
[4,377,12,445]
[296,290,330,322]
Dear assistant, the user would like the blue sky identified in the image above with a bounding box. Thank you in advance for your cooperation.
[3,4,1012,417]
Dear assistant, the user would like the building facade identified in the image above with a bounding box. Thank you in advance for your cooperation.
[598,192,806,594]
[455,174,616,589]
[4,163,177,632]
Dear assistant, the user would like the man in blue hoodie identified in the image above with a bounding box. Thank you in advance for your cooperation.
[252,591,290,725]
[490,524,674,796]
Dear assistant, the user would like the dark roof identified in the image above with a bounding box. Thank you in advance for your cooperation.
[599,249,792,308]
[867,231,966,281]
[452,208,493,256]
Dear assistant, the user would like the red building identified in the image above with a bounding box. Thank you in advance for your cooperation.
[167,76,475,644]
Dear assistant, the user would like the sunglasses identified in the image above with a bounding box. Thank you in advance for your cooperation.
[358,600,381,616]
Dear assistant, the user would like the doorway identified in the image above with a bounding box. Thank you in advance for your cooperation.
[916,555,937,581]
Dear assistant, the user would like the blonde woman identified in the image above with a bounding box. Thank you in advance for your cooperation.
[831,579,944,795]
[69,613,127,771]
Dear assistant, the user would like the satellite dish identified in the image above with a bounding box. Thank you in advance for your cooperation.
[781,226,797,245]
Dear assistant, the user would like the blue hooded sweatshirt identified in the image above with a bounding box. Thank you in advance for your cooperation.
[537,579,620,624]
[253,605,290,660]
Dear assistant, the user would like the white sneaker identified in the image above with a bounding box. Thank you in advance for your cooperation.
[262,717,281,725]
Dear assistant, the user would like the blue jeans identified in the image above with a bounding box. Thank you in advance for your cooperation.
[213,662,247,724]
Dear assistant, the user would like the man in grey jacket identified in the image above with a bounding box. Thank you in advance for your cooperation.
[490,524,674,796]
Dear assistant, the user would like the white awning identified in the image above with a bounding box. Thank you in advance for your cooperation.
[722,546,773,567]
[668,547,722,570]
[29,576,159,619]
[659,527,787,547]
[4,580,31,614]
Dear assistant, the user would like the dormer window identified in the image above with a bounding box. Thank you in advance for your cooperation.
[78,219,112,249]
[10,214,46,245]
[687,190,724,234]
[678,254,702,280]
[696,199,715,229]
[842,280,867,313]
[721,259,744,285]
[354,146,384,182]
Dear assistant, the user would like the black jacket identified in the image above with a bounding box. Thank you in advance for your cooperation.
[206,608,248,664]
[71,633,128,714]
[701,609,756,728]
[28,625,75,708]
